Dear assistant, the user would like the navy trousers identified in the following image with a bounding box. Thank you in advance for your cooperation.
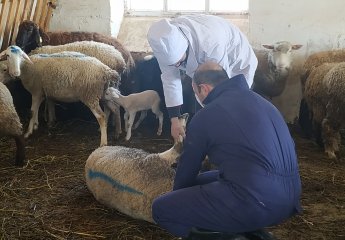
[152,170,299,238]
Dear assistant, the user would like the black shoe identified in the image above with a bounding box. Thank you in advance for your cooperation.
[184,228,249,240]
[243,229,277,240]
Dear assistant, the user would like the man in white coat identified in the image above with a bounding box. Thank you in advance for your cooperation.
[147,14,258,142]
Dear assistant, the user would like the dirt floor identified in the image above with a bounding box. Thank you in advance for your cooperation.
[0,115,344,240]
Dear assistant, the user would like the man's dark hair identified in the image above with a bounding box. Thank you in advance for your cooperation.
[193,67,229,87]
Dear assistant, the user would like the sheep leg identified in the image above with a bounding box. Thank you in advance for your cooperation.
[88,103,107,147]
[14,135,25,166]
[47,99,56,127]
[152,108,163,136]
[125,112,136,141]
[124,111,129,132]
[25,94,44,138]
[133,110,147,130]
[321,118,338,159]
[113,105,122,139]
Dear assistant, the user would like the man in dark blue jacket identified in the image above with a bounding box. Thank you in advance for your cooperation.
[152,62,302,239]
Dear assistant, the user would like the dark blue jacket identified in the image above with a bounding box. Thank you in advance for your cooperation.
[173,74,301,213]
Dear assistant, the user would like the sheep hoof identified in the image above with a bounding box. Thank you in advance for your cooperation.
[157,131,162,136]
[24,132,31,138]
[326,151,337,160]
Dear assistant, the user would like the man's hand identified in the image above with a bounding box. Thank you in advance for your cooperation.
[171,117,186,142]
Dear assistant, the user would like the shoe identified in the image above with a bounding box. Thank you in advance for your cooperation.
[184,228,250,240]
[243,229,277,240]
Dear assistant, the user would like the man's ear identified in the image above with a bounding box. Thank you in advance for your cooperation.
[200,83,212,94]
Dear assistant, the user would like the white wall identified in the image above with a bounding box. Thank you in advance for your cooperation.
[49,0,124,37]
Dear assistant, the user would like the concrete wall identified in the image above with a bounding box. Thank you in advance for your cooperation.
[49,0,124,37]
[48,0,345,122]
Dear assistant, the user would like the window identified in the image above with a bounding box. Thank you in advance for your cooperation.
[125,0,249,16]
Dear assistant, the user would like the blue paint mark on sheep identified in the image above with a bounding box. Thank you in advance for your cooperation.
[10,46,21,54]
[88,169,143,195]
[37,53,87,58]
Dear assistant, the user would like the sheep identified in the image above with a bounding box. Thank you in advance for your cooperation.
[84,113,188,223]
[252,41,303,99]
[27,41,126,139]
[103,87,163,141]
[304,62,345,159]
[0,46,120,147]
[0,82,25,166]
[15,20,135,73]
[299,49,345,139]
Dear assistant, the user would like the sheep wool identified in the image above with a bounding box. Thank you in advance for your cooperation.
[85,113,187,222]
[30,41,126,75]
[304,62,345,159]
[301,49,345,89]
[0,82,25,165]
[85,145,177,223]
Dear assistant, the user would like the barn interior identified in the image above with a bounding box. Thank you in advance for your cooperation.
[0,0,344,239]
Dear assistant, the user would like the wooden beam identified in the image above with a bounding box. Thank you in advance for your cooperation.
[2,0,18,51]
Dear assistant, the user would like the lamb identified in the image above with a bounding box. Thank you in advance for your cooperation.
[84,113,188,223]
[15,20,135,73]
[252,41,303,99]
[0,46,120,147]
[103,87,163,141]
[304,62,345,159]
[0,82,25,166]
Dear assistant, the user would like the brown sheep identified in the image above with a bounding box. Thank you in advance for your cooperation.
[304,62,345,159]
[299,49,345,140]
[15,20,135,73]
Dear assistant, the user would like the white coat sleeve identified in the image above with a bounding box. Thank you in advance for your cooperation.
[159,64,184,108]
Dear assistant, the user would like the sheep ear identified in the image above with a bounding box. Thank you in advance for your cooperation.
[292,44,303,50]
[39,28,50,44]
[0,50,8,61]
[262,44,274,50]
[179,113,189,123]
[34,26,43,47]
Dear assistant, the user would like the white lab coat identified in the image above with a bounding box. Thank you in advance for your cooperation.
[155,14,258,108]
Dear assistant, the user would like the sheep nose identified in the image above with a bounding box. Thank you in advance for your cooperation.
[9,70,20,77]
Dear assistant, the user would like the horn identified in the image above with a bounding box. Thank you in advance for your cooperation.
[21,51,33,64]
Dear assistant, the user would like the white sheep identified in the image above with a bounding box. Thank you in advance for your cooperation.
[85,113,188,223]
[29,41,126,138]
[252,41,303,99]
[0,46,120,147]
[0,82,25,166]
[103,87,163,141]
[304,62,345,159]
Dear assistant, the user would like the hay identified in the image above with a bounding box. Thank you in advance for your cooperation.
[0,120,344,240]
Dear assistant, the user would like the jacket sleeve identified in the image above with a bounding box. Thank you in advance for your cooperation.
[158,63,184,108]
[173,113,208,190]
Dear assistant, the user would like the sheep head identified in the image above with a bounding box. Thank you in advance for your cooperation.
[15,20,43,53]
[104,87,121,101]
[0,46,32,78]
[263,41,302,74]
